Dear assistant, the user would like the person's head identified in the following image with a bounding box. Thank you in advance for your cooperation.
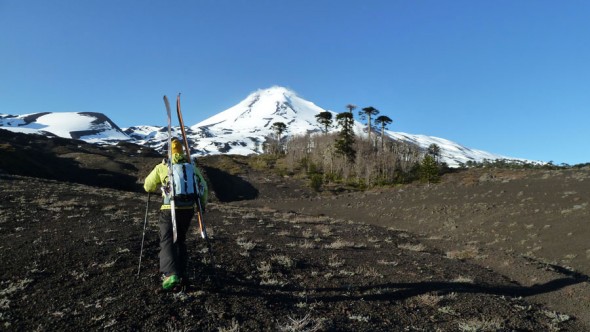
[171,138,184,155]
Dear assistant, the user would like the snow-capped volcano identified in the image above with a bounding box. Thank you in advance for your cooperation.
[191,86,325,155]
[1,86,520,167]
[195,86,325,133]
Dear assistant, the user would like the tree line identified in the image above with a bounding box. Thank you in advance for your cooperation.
[263,104,443,190]
[261,104,585,191]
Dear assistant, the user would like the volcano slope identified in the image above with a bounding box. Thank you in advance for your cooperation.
[238,163,590,331]
[0,139,587,330]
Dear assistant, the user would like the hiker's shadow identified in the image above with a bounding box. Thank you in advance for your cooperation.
[210,269,589,306]
[308,276,590,303]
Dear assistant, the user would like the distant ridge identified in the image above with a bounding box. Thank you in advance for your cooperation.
[1,87,520,167]
[0,112,130,143]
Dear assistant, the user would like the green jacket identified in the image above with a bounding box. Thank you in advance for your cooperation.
[144,153,208,210]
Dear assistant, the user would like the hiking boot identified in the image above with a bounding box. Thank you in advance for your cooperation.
[162,274,180,290]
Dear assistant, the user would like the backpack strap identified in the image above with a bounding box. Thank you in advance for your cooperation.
[181,164,188,194]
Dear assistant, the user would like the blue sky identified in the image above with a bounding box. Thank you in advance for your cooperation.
[1,0,589,165]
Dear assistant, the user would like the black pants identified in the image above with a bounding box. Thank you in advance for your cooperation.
[159,208,194,277]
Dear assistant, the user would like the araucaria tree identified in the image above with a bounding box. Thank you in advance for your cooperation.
[335,111,356,163]
[315,111,333,134]
[271,122,287,142]
[346,104,357,114]
[268,121,287,154]
[375,115,393,150]
[359,106,379,141]
[427,143,441,163]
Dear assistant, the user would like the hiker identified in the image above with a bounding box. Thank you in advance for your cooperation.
[143,137,208,290]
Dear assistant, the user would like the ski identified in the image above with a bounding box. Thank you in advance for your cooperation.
[176,94,208,240]
[163,95,178,243]
[175,94,215,269]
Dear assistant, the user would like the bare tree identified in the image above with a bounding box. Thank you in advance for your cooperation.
[284,131,422,188]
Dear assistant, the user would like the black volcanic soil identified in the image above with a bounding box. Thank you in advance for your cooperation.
[1,130,589,331]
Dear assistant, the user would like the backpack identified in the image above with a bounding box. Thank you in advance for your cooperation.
[169,162,198,205]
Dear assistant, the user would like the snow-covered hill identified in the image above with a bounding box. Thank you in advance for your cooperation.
[387,131,515,168]
[1,87,520,167]
[0,112,130,143]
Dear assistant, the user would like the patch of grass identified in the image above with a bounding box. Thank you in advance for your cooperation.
[301,229,314,239]
[257,261,272,275]
[278,313,323,332]
[256,260,288,287]
[271,254,294,268]
[348,315,370,322]
[367,237,380,243]
[289,215,331,224]
[236,237,256,249]
[457,317,504,331]
[98,259,118,269]
[276,230,291,237]
[446,246,480,260]
[398,243,427,252]
[377,260,398,266]
[260,278,287,287]
[327,254,345,268]
[438,306,458,316]
[338,270,355,277]
[217,318,240,332]
[414,293,441,307]
[543,310,571,322]
[236,237,257,256]
[452,276,475,284]
[356,266,382,278]
[315,224,333,237]
[324,238,355,249]
[70,270,89,281]
[0,278,33,299]
[299,240,316,249]
[0,298,10,310]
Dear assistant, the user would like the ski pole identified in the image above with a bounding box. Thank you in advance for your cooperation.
[137,192,150,278]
